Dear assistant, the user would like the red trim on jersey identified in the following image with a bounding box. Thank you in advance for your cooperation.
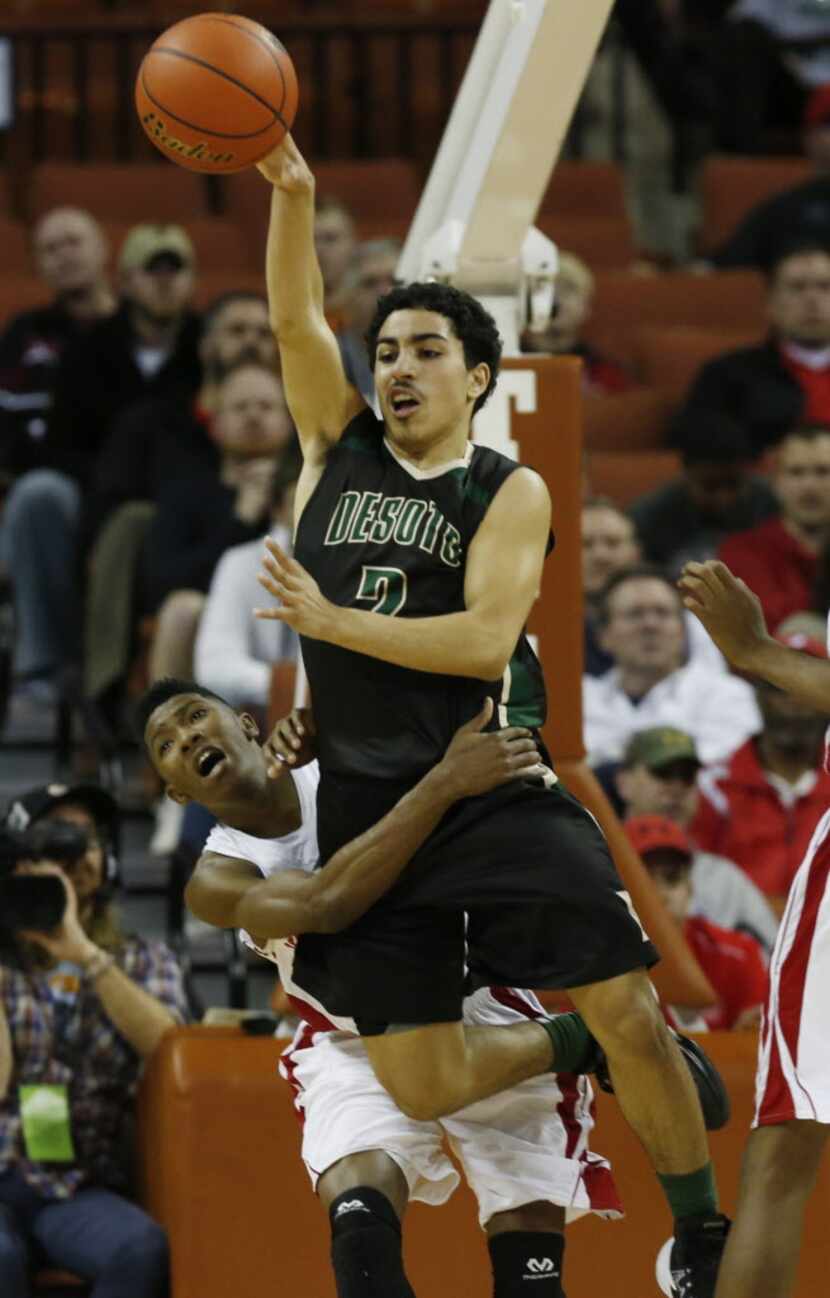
[286,994,340,1037]
[581,1159,625,1215]
[757,826,830,1125]
[279,1021,319,1128]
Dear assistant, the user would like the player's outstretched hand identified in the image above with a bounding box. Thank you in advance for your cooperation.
[256,133,314,195]
[255,538,336,640]
[263,707,317,780]
[439,698,541,799]
[678,559,770,671]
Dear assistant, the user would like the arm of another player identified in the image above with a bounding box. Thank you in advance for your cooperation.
[680,559,830,713]
[256,468,551,681]
[256,136,362,464]
[187,701,540,939]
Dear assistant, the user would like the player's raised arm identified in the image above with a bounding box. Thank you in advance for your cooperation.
[256,467,551,681]
[186,703,540,939]
[680,559,830,713]
[257,135,361,459]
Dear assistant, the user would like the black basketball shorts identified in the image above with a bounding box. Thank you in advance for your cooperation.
[292,773,659,1033]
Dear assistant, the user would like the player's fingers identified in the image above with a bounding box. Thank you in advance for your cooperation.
[457,697,493,734]
[253,606,291,622]
[499,726,532,740]
[265,754,291,781]
[503,737,538,755]
[264,537,305,578]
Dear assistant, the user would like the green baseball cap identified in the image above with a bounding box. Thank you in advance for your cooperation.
[119,223,195,273]
[622,727,701,771]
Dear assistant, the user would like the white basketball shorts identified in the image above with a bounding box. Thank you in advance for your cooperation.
[279,985,622,1228]
[755,806,830,1127]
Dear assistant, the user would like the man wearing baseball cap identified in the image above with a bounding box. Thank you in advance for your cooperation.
[624,814,767,1033]
[616,726,780,953]
[694,627,830,898]
[0,779,188,1296]
[3,220,202,704]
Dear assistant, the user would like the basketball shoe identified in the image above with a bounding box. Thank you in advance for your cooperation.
[588,1027,731,1131]
[656,1212,731,1297]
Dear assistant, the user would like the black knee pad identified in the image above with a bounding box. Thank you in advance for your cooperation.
[329,1186,415,1298]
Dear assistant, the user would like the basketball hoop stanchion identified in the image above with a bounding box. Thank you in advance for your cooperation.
[489,356,716,1011]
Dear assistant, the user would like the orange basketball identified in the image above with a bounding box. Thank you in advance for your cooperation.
[135,12,298,174]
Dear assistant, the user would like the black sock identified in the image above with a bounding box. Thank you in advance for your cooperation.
[329,1186,416,1297]
[537,1011,593,1073]
[488,1230,565,1297]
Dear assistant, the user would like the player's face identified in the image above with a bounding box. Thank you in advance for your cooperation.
[145,695,262,807]
[582,505,640,595]
[314,208,356,293]
[616,760,699,827]
[774,434,830,531]
[601,577,685,676]
[34,209,107,295]
[374,309,489,452]
[203,299,276,374]
[213,366,294,456]
[768,251,830,345]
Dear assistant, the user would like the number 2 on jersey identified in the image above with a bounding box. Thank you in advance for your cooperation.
[355,566,408,616]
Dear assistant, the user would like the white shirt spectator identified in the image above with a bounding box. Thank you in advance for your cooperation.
[583,660,761,768]
[194,523,298,708]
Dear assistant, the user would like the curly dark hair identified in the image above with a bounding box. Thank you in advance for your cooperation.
[134,677,230,745]
[364,282,502,415]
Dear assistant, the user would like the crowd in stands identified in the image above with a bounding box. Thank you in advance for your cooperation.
[5,3,830,1289]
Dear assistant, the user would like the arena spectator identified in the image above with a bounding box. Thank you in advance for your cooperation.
[710,84,830,270]
[675,240,830,459]
[83,291,277,714]
[194,474,298,713]
[581,497,724,676]
[0,208,114,484]
[314,194,357,326]
[336,238,399,404]
[1,224,202,703]
[0,780,189,1297]
[582,565,760,766]
[624,815,767,1032]
[694,629,830,899]
[521,252,632,394]
[711,0,830,154]
[631,412,778,576]
[140,362,298,682]
[717,423,830,630]
[615,726,779,953]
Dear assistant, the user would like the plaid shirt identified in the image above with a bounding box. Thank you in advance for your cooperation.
[0,936,188,1199]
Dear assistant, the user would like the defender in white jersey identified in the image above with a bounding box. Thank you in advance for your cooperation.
[681,559,830,1298]
[138,678,621,1298]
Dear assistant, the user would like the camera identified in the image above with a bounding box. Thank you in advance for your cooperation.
[0,823,77,934]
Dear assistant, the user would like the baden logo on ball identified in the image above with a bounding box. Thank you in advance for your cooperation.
[135,12,298,174]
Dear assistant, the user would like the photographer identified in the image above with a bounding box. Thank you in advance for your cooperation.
[0,783,189,1298]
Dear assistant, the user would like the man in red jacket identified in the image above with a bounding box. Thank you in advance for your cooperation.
[693,629,830,900]
[717,424,830,632]
[624,815,767,1033]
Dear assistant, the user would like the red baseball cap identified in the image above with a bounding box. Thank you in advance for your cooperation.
[805,85,830,130]
[624,814,693,861]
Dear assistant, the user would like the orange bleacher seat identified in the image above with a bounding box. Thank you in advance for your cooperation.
[636,324,761,404]
[536,213,637,271]
[585,269,767,372]
[0,276,50,323]
[29,163,210,224]
[588,449,682,507]
[582,387,674,452]
[699,154,811,257]
[102,216,256,275]
[193,272,267,311]
[0,218,32,277]
[540,159,628,225]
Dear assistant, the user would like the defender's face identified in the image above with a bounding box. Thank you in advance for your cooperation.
[374,309,488,449]
[145,694,261,806]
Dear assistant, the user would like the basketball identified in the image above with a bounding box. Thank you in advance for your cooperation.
[135,12,298,174]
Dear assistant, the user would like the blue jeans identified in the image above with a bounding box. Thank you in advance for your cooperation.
[0,469,81,678]
[0,1167,169,1298]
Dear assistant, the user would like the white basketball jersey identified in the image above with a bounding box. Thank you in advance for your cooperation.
[204,761,360,1034]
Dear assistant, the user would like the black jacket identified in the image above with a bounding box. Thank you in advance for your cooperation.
[673,338,805,458]
[41,304,202,488]
[711,176,830,271]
